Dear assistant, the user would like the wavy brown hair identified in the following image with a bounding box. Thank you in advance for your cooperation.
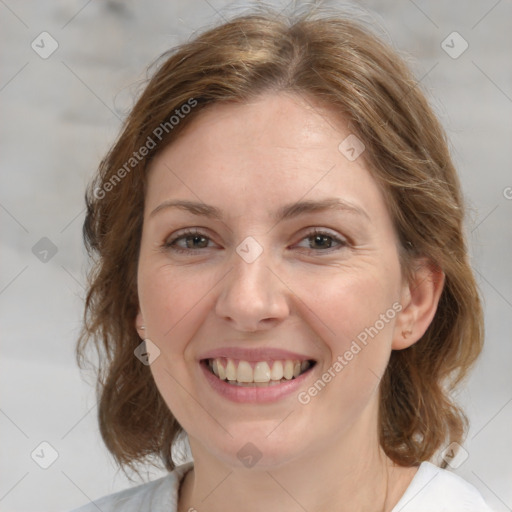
[77,6,484,475]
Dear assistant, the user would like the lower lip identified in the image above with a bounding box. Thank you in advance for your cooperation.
[200,361,315,403]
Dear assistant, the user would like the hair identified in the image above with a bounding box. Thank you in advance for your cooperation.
[77,5,484,476]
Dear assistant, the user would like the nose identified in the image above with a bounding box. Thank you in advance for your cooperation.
[214,247,290,332]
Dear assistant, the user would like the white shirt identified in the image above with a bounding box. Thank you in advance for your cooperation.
[70,461,493,511]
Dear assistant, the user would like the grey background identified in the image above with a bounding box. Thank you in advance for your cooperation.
[1,1,511,511]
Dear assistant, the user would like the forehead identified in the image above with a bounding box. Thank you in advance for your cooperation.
[169,92,351,160]
[144,92,387,223]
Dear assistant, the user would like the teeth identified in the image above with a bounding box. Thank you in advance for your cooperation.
[208,357,313,385]
[217,361,226,380]
[225,359,237,381]
[253,361,271,382]
[270,360,283,381]
[283,360,294,380]
[236,361,253,382]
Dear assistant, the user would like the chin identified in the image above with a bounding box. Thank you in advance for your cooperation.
[190,420,310,471]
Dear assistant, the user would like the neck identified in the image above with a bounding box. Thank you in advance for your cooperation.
[177,404,412,512]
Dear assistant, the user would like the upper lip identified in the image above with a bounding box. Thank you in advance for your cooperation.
[199,347,316,362]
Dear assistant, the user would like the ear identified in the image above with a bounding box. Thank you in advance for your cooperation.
[135,309,146,339]
[392,258,445,350]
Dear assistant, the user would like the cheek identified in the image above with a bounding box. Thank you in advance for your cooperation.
[290,262,400,353]
[291,268,400,428]
[138,263,218,357]
[139,266,186,342]
[138,265,211,414]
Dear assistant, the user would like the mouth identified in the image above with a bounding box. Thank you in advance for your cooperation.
[201,357,317,387]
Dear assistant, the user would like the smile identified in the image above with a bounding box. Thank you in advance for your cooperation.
[203,357,315,386]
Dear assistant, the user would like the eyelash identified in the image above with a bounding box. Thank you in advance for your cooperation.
[162,228,348,255]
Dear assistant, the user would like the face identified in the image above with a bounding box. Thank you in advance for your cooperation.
[136,92,409,468]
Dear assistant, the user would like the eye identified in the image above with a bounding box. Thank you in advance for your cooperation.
[163,229,216,254]
[295,229,348,252]
[162,228,348,255]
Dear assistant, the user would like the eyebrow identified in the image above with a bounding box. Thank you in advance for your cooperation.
[149,197,370,222]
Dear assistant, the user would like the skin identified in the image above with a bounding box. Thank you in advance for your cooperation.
[135,92,444,512]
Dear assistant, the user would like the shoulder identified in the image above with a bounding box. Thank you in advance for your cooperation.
[392,461,493,512]
[69,462,193,512]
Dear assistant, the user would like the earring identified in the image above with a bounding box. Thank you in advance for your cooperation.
[140,325,145,330]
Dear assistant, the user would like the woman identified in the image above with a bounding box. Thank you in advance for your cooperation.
[72,7,492,512]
